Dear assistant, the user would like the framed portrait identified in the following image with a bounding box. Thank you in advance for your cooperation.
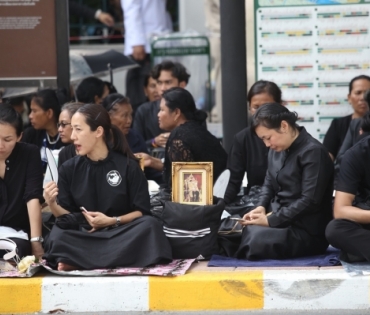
[172,162,213,205]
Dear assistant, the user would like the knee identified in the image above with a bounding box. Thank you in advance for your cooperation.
[325,219,345,245]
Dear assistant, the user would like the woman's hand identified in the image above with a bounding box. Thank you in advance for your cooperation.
[134,152,152,167]
[31,242,44,260]
[242,206,269,227]
[82,211,115,233]
[43,181,58,205]
[154,132,170,147]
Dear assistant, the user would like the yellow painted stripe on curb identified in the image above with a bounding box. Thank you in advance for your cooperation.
[149,271,263,311]
[0,276,42,314]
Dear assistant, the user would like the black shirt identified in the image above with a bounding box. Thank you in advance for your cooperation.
[258,127,334,237]
[58,151,150,216]
[0,143,43,233]
[132,100,164,149]
[163,120,228,188]
[323,114,352,159]
[58,144,76,168]
[337,135,370,204]
[224,127,269,204]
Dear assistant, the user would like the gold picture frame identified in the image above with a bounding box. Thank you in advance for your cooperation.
[172,162,213,205]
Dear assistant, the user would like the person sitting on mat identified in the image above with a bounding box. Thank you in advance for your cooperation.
[235,103,334,260]
[43,103,172,271]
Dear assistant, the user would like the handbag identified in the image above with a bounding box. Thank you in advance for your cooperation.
[218,215,244,236]
[55,212,91,231]
[225,185,262,216]
[160,199,225,260]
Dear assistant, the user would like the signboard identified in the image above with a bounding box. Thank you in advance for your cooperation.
[254,0,370,141]
[0,0,69,89]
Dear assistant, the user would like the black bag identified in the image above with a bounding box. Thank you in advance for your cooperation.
[225,185,262,216]
[55,212,91,231]
[217,214,244,257]
[161,199,225,260]
[150,188,172,219]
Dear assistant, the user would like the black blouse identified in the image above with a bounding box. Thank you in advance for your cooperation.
[337,136,370,204]
[258,127,334,237]
[0,143,43,233]
[224,127,269,204]
[163,120,228,188]
[58,151,150,216]
[58,144,76,168]
[323,114,352,159]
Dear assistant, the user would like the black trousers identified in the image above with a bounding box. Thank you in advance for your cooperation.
[235,225,328,260]
[326,219,370,262]
[0,238,31,260]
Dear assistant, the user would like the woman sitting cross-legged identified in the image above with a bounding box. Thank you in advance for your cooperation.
[236,103,334,260]
[43,104,172,271]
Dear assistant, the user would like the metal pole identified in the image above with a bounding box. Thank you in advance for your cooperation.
[220,0,248,152]
[55,0,70,96]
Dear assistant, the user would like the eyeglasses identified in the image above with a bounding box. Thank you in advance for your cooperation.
[57,122,71,128]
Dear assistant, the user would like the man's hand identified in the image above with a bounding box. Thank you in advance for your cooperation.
[154,132,170,147]
[97,12,114,27]
[132,45,146,61]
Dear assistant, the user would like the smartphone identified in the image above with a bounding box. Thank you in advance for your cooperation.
[80,206,88,213]
[229,217,246,222]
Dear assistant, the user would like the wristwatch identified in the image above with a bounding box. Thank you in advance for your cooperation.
[30,236,44,243]
[112,216,121,228]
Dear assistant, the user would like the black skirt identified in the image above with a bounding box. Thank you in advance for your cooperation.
[43,216,172,270]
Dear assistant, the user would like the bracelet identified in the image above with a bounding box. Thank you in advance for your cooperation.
[152,138,158,148]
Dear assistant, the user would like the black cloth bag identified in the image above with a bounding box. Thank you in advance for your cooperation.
[225,186,262,216]
[161,199,225,260]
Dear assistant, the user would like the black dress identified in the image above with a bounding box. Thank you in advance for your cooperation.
[236,127,334,260]
[0,143,43,258]
[323,114,352,159]
[224,127,269,204]
[43,151,172,269]
[326,136,370,262]
[163,120,228,188]
[58,144,76,168]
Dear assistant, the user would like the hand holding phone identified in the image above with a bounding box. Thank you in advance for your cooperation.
[80,206,88,213]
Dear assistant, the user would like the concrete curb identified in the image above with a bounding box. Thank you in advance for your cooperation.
[1,264,370,314]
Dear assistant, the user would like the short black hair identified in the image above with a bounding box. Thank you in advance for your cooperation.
[348,75,370,94]
[247,80,283,104]
[76,77,106,103]
[252,103,298,132]
[151,60,190,84]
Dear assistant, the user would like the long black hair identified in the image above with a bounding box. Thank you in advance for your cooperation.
[75,103,135,159]
[348,75,370,94]
[162,87,207,123]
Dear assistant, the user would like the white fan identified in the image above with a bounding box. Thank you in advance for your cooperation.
[45,148,59,184]
[213,169,230,199]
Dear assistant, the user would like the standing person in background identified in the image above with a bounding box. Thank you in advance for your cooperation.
[323,75,370,161]
[75,77,110,105]
[204,0,222,123]
[69,0,115,27]
[120,0,172,110]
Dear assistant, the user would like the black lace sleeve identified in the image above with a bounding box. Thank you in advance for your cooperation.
[167,138,195,162]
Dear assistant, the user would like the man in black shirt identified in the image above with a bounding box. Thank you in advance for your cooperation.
[133,60,190,153]
[326,136,370,262]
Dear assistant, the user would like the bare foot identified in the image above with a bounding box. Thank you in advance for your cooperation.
[58,262,78,271]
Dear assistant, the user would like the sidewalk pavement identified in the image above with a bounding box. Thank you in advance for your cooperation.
[1,263,369,314]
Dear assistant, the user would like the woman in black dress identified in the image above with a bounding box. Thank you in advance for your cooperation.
[57,102,83,168]
[224,80,283,204]
[43,104,172,271]
[22,89,64,169]
[0,105,44,259]
[323,75,370,161]
[236,104,334,260]
[158,87,227,187]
